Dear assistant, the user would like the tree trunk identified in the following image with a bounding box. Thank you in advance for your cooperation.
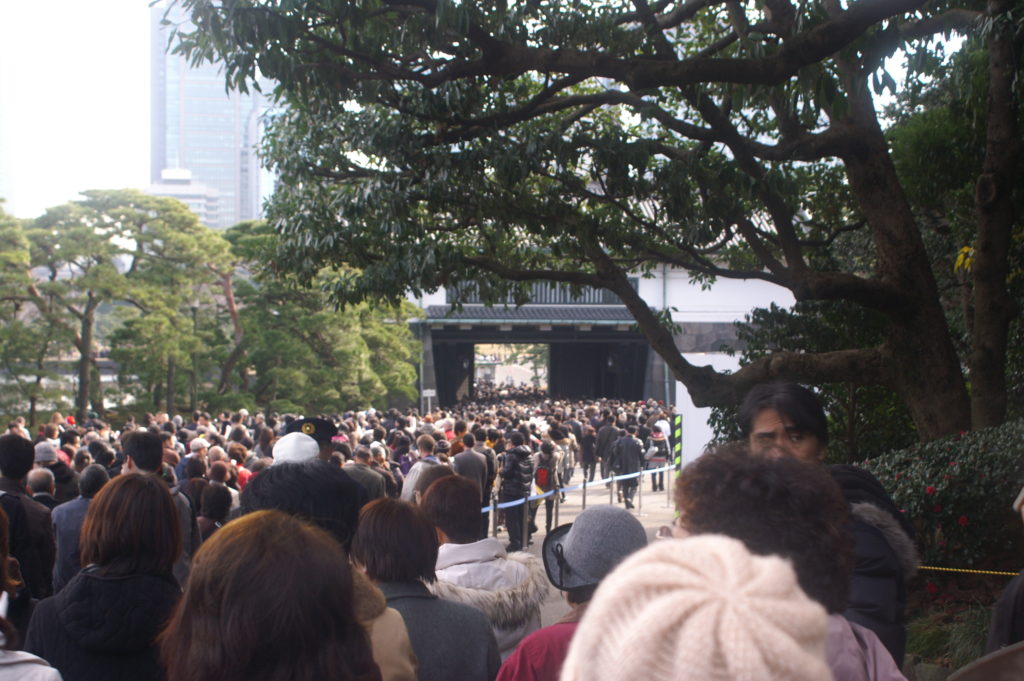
[75,304,97,424]
[836,63,972,440]
[969,0,1019,428]
[166,356,177,417]
[217,269,245,394]
[90,358,103,417]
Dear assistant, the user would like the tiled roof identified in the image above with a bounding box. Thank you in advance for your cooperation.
[425,305,635,323]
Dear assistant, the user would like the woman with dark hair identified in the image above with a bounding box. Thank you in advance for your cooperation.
[180,477,209,515]
[24,474,182,681]
[197,485,231,542]
[250,425,274,462]
[351,498,498,681]
[160,510,380,681]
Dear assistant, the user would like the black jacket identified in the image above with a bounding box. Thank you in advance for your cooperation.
[45,461,80,504]
[24,568,181,681]
[830,465,918,666]
[499,445,534,499]
[610,435,643,475]
[0,478,55,599]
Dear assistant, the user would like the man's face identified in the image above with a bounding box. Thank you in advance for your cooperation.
[748,408,825,465]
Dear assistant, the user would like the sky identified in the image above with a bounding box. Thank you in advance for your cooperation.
[0,2,922,222]
[0,1,152,219]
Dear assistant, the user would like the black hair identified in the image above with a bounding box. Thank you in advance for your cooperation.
[79,464,110,499]
[122,430,164,473]
[240,461,365,551]
[200,484,232,522]
[0,434,34,480]
[675,446,852,613]
[736,383,829,446]
[89,441,115,468]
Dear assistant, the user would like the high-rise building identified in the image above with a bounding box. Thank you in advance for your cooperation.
[150,4,262,228]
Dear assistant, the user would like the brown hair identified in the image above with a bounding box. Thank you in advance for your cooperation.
[674,445,853,613]
[420,475,482,544]
[160,510,378,681]
[80,473,182,577]
[351,498,438,583]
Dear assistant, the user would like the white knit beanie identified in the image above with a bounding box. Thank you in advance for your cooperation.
[559,535,833,681]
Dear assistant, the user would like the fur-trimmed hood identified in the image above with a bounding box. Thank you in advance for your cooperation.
[429,543,549,630]
[850,502,919,579]
[352,569,388,623]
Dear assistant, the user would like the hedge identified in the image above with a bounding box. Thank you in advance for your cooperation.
[861,420,1024,570]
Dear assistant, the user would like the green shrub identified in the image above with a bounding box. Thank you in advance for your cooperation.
[905,602,992,668]
[862,420,1024,569]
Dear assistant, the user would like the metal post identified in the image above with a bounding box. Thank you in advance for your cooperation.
[554,488,561,528]
[638,472,643,514]
[491,494,499,538]
[582,478,587,510]
[521,497,529,549]
[609,474,615,505]
[666,464,672,506]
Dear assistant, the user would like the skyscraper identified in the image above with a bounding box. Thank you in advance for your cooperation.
[150,4,262,228]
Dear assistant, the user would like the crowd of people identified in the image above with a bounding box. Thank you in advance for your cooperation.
[0,386,1019,680]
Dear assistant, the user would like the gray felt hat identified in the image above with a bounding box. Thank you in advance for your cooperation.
[542,505,648,591]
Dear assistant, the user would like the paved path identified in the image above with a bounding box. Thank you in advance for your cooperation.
[487,473,678,626]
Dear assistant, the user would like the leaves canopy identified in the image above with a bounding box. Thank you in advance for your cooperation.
[170,0,1022,438]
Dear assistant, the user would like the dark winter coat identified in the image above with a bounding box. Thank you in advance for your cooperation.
[594,424,618,462]
[610,436,643,476]
[24,568,180,681]
[43,462,79,504]
[499,446,534,500]
[830,465,918,666]
[987,569,1024,653]
[580,433,596,465]
[0,478,55,600]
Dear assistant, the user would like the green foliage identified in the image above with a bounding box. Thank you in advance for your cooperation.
[160,0,1024,441]
[862,420,1024,570]
[710,301,917,462]
[223,220,421,413]
[906,601,992,669]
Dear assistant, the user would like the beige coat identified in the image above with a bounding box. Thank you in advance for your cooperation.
[353,570,418,681]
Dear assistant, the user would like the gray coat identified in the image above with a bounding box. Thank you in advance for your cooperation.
[452,449,488,501]
[378,581,499,681]
[51,496,90,593]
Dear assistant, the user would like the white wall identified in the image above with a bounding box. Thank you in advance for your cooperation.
[637,267,795,322]
[675,352,743,467]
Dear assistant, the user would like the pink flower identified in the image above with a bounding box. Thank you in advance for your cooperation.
[926,485,936,495]
[926,582,939,595]
[933,504,942,513]
[958,515,968,527]
[949,461,958,466]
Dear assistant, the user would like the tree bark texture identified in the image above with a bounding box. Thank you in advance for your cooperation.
[969,0,1019,428]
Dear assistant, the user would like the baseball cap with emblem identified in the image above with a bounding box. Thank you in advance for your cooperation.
[285,418,338,447]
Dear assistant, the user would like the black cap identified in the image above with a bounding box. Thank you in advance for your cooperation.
[285,417,338,447]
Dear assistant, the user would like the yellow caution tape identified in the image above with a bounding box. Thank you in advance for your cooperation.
[918,565,1020,577]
